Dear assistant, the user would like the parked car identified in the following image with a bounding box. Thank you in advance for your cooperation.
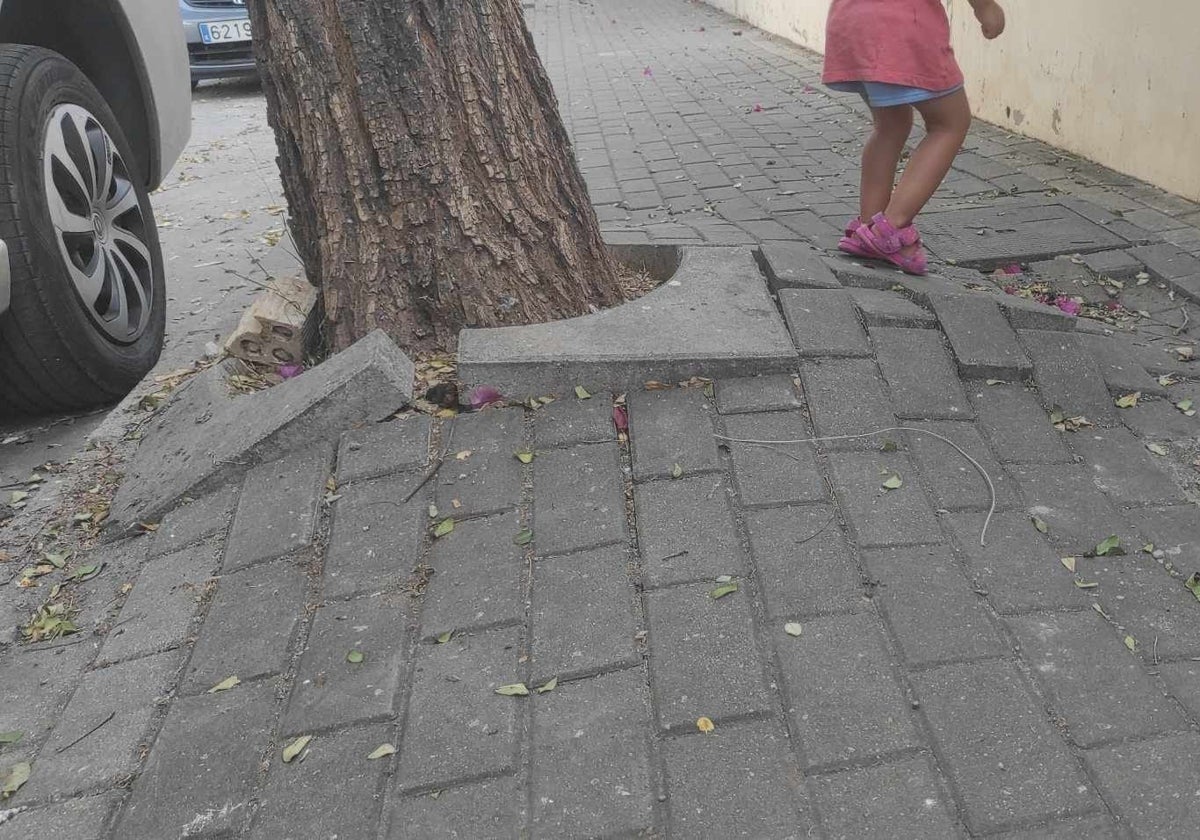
[0,0,191,415]
[180,0,258,89]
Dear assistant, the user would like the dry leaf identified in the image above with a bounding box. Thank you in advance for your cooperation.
[367,743,397,760]
[784,622,803,637]
[696,717,715,734]
[208,675,240,693]
[283,735,312,763]
[495,683,530,696]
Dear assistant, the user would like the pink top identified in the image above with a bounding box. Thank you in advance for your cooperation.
[822,0,964,91]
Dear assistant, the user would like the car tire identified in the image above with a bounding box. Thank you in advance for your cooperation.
[0,45,166,417]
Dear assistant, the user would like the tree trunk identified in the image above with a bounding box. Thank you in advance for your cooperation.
[245,0,622,354]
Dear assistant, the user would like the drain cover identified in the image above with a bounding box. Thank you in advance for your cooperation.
[920,203,1127,266]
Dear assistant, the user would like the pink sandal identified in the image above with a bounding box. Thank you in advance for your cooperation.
[851,212,928,275]
[838,218,875,258]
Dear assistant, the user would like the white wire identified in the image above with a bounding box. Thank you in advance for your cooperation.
[714,426,996,546]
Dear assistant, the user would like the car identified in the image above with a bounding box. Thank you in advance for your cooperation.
[0,0,191,416]
[180,0,257,89]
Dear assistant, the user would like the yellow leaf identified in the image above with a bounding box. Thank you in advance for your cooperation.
[282,735,312,763]
[1060,556,1077,573]
[696,716,715,734]
[367,743,397,760]
[208,675,240,694]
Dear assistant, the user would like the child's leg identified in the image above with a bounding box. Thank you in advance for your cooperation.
[859,105,914,222]
[883,89,972,228]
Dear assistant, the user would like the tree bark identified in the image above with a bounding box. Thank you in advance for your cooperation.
[245,0,622,353]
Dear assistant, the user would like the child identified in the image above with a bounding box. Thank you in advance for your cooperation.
[823,0,1006,274]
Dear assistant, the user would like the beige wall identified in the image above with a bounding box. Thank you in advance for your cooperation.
[704,0,1200,201]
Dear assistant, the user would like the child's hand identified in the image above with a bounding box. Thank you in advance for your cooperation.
[973,0,1006,39]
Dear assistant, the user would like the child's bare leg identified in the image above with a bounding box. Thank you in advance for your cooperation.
[884,89,972,228]
[859,105,914,221]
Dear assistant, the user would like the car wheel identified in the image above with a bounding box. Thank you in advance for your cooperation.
[0,45,166,416]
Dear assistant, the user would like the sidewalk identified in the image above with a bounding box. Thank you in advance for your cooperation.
[2,0,1199,838]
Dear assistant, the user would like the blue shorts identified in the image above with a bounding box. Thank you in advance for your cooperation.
[827,81,963,109]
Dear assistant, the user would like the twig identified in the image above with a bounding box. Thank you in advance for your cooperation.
[1174,307,1190,336]
[403,459,445,504]
[794,511,838,547]
[1153,635,1159,667]
[55,710,115,754]
[715,426,998,546]
[656,550,689,563]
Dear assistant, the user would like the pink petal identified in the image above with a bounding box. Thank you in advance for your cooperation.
[612,405,629,432]
[802,84,816,94]
[468,385,505,410]
[1003,263,1023,275]
[1056,298,1082,316]
[752,103,763,113]
[1003,285,1018,296]
[278,363,304,379]
[643,66,653,77]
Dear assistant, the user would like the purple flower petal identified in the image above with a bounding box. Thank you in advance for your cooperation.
[1002,263,1023,275]
[279,363,304,379]
[468,385,505,410]
[1056,298,1082,316]
[612,405,629,432]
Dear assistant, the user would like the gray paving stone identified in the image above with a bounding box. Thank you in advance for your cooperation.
[386,776,522,839]
[928,293,1032,378]
[436,447,523,519]
[757,241,842,291]
[968,382,1072,463]
[1010,464,1136,555]
[423,510,524,637]
[1077,333,1164,396]
[182,558,308,693]
[872,327,972,419]
[724,411,826,507]
[1086,734,1200,838]
[744,506,862,618]
[1069,426,1182,505]
[634,473,745,587]
[864,545,1006,667]
[904,420,1018,511]
[224,445,332,571]
[116,682,275,839]
[1129,242,1200,280]
[531,545,638,680]
[1119,391,1200,439]
[823,254,907,290]
[779,289,872,357]
[326,472,425,598]
[1124,503,1200,562]
[919,203,1124,265]
[946,511,1088,614]
[800,358,897,450]
[1029,256,1095,287]
[715,374,803,414]
[98,539,215,665]
[398,627,520,790]
[913,660,1097,833]
[530,668,653,838]
[827,452,941,548]
[1021,330,1119,425]
[645,582,772,730]
[151,489,237,556]
[0,642,94,751]
[21,652,176,799]
[533,393,616,448]
[991,814,1120,840]
[0,793,118,840]
[777,612,919,768]
[337,415,431,483]
[1159,661,1200,719]
[282,595,408,735]
[1088,552,1200,661]
[250,722,390,840]
[1009,611,1185,747]
[663,720,817,840]
[443,406,525,452]
[996,290,1078,331]
[847,288,937,328]
[629,387,720,481]
[1081,248,1144,280]
[814,757,959,840]
[533,442,625,556]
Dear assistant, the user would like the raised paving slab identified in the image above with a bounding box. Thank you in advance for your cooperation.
[714,373,803,414]
[779,289,872,357]
[920,203,1127,266]
[1019,330,1119,425]
[757,241,842,290]
[847,287,938,328]
[927,293,1032,379]
[871,327,972,419]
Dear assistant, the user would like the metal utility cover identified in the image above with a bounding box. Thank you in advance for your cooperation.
[920,203,1127,266]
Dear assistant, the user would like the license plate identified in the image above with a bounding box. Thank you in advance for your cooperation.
[199,19,252,44]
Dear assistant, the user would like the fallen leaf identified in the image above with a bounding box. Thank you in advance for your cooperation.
[1177,398,1196,416]
[513,528,534,546]
[1158,374,1178,388]
[880,439,899,452]
[1094,535,1123,557]
[0,732,21,745]
[436,630,453,644]
[1060,556,1077,573]
[1142,543,1156,554]
[1146,442,1169,457]
[495,683,530,696]
[612,405,629,432]
[367,743,397,760]
[784,622,803,637]
[282,735,312,763]
[208,675,240,693]
[1124,635,1137,652]
[1185,573,1200,603]
[1,762,30,798]
[455,450,473,461]
[69,563,102,582]
[575,385,592,400]
[671,463,683,479]
[709,583,738,599]
[1114,392,1140,409]
[696,716,715,734]
[514,448,535,464]
[881,474,903,490]
[346,650,365,664]
[537,677,558,694]
[432,518,455,538]
[985,379,1006,386]
[1032,516,1049,534]
[1092,602,1110,619]
[1074,579,1099,589]
[7,491,28,506]
[715,574,733,583]
[43,551,70,568]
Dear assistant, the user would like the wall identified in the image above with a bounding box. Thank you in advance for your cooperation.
[703,0,1200,201]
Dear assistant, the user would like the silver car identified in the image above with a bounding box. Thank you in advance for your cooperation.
[180,0,258,88]
[0,0,191,415]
